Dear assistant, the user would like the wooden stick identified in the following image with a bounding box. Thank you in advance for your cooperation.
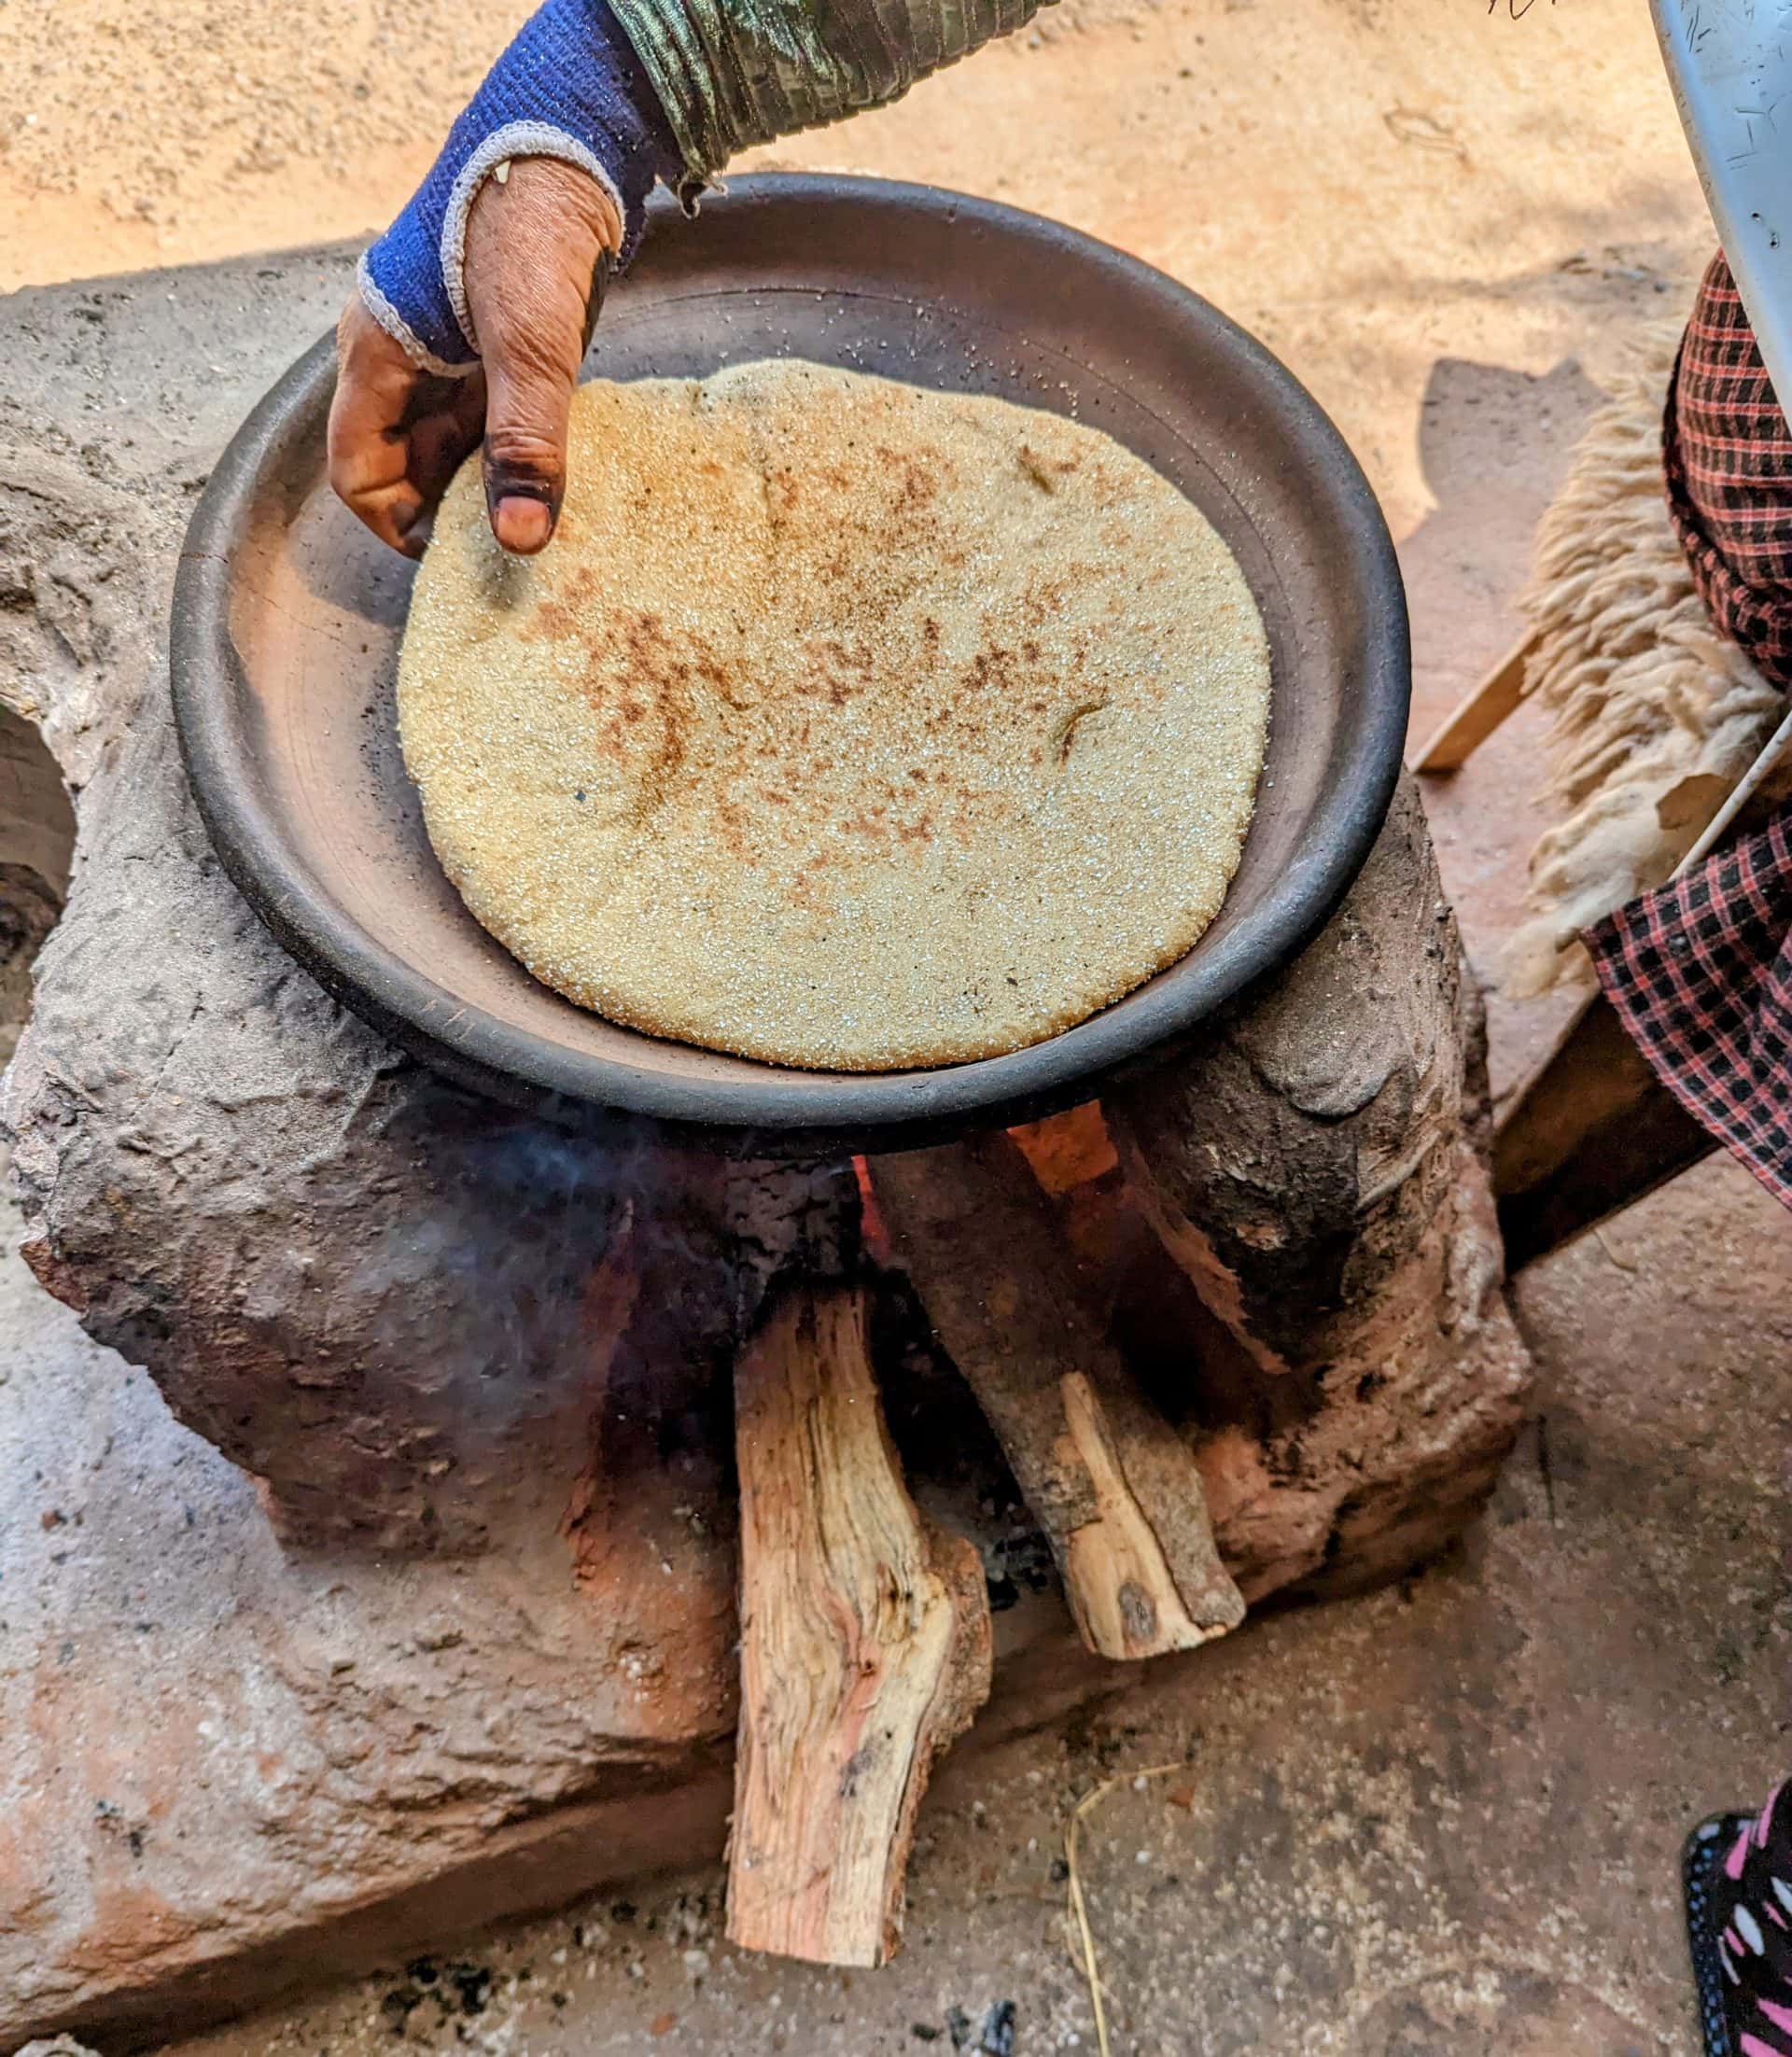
[727,1284,991,1968]
[874,1134,1244,1662]
[1408,629,1537,773]
[1670,703,1792,879]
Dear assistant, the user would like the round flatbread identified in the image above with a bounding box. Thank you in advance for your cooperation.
[399,361,1270,1071]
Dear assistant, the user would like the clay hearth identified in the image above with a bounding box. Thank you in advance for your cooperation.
[0,248,1533,2049]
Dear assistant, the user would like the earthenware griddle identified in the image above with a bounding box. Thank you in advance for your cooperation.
[171,175,1409,1155]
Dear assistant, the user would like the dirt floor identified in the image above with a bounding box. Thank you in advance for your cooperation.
[2,0,1788,2050]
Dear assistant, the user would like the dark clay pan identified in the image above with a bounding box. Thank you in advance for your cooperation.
[172,175,1409,1156]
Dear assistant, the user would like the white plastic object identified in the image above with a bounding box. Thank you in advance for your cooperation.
[1652,0,1792,420]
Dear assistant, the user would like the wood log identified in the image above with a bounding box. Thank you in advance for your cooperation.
[874,1133,1244,1660]
[727,1283,991,1967]
[1108,769,1529,1431]
[1111,777,1476,1370]
[1103,778,1533,1599]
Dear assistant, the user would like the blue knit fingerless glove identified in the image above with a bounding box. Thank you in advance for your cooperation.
[358,0,683,375]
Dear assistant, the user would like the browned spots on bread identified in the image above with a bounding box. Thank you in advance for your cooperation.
[1018,442,1082,493]
[1051,699,1109,766]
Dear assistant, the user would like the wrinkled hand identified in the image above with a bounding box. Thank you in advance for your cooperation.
[329,156,622,558]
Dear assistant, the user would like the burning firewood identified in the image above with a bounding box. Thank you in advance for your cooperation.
[873,1131,1244,1660]
[727,1283,992,1966]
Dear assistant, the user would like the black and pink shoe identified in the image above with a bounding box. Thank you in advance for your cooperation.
[1687,1782,1792,2056]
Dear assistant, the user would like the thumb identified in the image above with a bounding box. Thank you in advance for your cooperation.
[464,158,620,555]
[481,329,582,555]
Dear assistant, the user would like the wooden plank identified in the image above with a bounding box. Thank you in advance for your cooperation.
[874,1133,1243,1661]
[1409,630,1537,773]
[1494,991,1715,1272]
[1494,755,1792,1269]
[726,1284,991,1968]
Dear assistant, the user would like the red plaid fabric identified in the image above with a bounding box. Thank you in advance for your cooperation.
[1663,253,1792,684]
[1587,809,1792,1211]
[1582,250,1792,1214]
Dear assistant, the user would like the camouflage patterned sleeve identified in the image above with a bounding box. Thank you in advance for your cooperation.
[607,0,1046,189]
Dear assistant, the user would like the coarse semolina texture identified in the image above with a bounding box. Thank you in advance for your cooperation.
[398,360,1270,1071]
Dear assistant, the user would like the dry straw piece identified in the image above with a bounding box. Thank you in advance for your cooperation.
[1064,1760,1196,2057]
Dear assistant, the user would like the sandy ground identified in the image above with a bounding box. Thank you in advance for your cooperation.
[6,0,1787,2050]
[0,0,1707,549]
